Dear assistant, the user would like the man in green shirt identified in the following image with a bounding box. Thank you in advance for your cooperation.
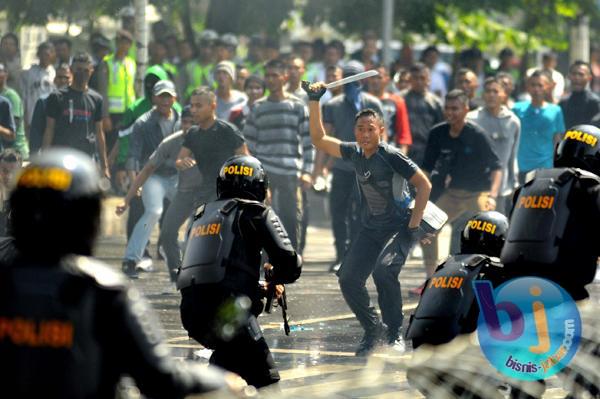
[0,63,27,158]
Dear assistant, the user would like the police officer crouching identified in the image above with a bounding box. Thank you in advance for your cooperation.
[178,155,302,389]
[499,125,600,398]
[405,211,509,349]
[405,211,509,398]
[0,149,245,398]
[501,124,600,300]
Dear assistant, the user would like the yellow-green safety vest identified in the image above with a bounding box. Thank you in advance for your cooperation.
[185,61,214,98]
[105,54,136,114]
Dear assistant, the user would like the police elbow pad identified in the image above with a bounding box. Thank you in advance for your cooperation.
[288,254,303,282]
[272,254,302,284]
[265,208,294,252]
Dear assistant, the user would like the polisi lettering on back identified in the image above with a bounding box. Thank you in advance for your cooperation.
[0,317,74,348]
[190,223,221,238]
[516,195,555,209]
[467,220,497,234]
[428,276,464,289]
[222,164,254,176]
[563,130,599,147]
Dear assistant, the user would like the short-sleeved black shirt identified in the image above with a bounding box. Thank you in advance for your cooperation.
[182,119,245,198]
[340,141,418,230]
[46,87,103,156]
[422,121,502,192]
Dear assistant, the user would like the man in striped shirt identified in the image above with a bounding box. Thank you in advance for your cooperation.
[243,59,314,249]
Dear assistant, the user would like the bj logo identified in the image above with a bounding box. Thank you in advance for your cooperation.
[472,277,581,381]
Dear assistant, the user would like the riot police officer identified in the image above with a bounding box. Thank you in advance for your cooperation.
[501,124,600,300]
[405,211,509,399]
[405,211,509,348]
[0,149,244,398]
[178,155,302,388]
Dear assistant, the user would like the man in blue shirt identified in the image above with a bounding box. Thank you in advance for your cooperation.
[512,70,565,183]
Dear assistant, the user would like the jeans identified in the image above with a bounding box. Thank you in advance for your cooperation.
[329,169,360,262]
[124,174,177,262]
[269,172,302,249]
[338,226,413,334]
[158,190,204,281]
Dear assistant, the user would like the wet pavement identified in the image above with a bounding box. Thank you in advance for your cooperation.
[97,196,600,398]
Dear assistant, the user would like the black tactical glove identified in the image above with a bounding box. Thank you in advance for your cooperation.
[407,226,424,245]
[301,81,327,101]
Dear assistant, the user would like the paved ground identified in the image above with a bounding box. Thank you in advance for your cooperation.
[97,195,599,398]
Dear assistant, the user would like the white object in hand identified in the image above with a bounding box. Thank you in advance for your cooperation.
[325,70,379,89]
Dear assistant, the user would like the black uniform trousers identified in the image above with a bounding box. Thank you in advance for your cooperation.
[180,287,279,388]
[337,226,413,334]
[329,169,360,262]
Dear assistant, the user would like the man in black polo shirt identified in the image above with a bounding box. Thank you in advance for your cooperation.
[176,87,248,206]
[421,89,502,280]
[320,61,384,271]
[560,61,600,128]
[303,80,432,356]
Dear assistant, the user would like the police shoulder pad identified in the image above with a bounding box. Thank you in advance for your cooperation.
[194,203,206,219]
[219,199,239,215]
[464,254,488,268]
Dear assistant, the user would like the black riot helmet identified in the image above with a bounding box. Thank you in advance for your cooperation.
[216,155,268,201]
[460,211,509,257]
[9,148,106,260]
[554,124,600,176]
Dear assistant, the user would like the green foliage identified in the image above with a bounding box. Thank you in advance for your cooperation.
[434,6,537,53]
[302,0,383,35]
[302,0,599,54]
[3,0,599,55]
[3,0,130,30]
[205,0,294,35]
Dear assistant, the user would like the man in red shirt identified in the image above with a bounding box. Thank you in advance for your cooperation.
[367,65,412,153]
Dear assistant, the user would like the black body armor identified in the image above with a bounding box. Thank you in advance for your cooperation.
[405,254,504,348]
[0,256,228,398]
[501,167,600,289]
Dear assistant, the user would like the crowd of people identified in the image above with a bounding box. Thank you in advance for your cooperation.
[4,9,600,396]
[2,17,600,354]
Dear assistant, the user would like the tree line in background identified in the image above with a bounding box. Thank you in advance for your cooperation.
[2,0,600,54]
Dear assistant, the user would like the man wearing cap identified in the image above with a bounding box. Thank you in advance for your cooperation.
[42,53,108,177]
[245,35,266,76]
[97,29,137,151]
[215,33,239,64]
[118,6,138,60]
[214,60,247,120]
[317,60,384,271]
[121,79,180,277]
[183,30,218,100]
[89,33,111,93]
